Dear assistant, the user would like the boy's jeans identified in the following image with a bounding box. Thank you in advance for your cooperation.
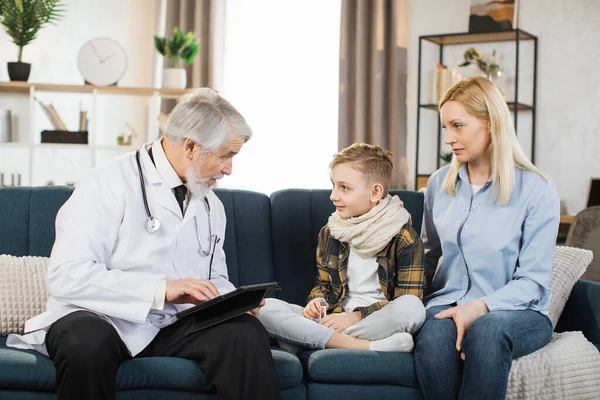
[257,295,426,351]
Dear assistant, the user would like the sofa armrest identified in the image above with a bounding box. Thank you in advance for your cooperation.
[555,280,600,346]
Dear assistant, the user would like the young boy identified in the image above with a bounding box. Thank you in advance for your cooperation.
[258,143,426,352]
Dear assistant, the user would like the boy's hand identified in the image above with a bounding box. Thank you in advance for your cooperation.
[303,298,327,319]
[320,311,361,332]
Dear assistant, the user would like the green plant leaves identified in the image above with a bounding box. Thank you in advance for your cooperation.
[154,35,165,56]
[153,26,200,68]
[0,0,65,60]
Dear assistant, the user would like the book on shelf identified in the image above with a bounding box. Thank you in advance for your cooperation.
[79,110,88,131]
[47,104,67,131]
[35,98,67,131]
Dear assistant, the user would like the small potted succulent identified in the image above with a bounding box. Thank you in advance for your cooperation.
[154,27,200,89]
[0,0,65,81]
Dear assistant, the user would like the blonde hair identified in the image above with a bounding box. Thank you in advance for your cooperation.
[330,143,393,196]
[439,77,547,204]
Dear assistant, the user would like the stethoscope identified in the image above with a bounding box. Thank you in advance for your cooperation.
[136,147,221,278]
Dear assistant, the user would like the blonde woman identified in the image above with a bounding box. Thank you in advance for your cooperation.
[414,77,560,400]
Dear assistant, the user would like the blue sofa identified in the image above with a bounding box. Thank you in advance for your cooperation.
[0,186,598,399]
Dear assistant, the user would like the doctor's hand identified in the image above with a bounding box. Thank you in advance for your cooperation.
[165,278,219,304]
[434,299,489,357]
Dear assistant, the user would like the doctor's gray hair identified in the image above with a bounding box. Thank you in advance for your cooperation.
[165,87,252,153]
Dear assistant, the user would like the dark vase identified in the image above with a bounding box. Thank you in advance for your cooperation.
[7,62,31,82]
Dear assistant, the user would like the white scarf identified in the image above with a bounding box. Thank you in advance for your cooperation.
[327,195,411,258]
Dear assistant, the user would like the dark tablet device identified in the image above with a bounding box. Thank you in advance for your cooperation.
[176,282,281,334]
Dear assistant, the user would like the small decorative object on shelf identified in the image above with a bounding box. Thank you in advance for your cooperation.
[468,0,517,33]
[0,172,21,187]
[0,108,11,142]
[154,27,200,89]
[41,130,88,144]
[430,63,463,104]
[459,48,503,94]
[0,0,65,82]
[117,123,136,146]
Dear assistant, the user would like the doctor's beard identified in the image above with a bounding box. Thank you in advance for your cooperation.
[185,155,224,198]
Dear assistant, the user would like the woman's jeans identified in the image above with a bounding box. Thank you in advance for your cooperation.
[414,305,552,400]
[257,295,425,352]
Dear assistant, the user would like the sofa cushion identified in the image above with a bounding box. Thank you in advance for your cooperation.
[270,189,424,306]
[0,256,50,335]
[298,349,418,388]
[548,246,593,328]
[506,331,600,399]
[0,337,303,391]
[197,189,276,288]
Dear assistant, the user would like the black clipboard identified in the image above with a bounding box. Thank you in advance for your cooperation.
[176,282,281,335]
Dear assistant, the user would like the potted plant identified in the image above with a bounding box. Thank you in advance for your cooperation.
[0,0,65,82]
[440,151,453,166]
[459,47,503,89]
[154,27,200,89]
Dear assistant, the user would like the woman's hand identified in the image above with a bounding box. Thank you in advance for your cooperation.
[320,311,361,332]
[434,299,489,356]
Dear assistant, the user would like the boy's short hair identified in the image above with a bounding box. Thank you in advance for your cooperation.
[330,143,393,195]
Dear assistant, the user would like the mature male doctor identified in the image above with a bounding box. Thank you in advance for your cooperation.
[7,88,281,400]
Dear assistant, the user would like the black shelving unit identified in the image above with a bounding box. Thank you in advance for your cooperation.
[415,29,538,190]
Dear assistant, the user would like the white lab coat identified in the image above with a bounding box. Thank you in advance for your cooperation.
[6,146,235,356]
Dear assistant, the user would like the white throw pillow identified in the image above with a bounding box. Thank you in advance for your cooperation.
[0,255,50,335]
[548,246,593,329]
[507,331,600,399]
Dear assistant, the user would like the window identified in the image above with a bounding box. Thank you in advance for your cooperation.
[218,0,341,195]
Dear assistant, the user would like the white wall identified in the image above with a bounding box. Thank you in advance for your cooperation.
[0,0,156,86]
[0,0,157,185]
[407,0,600,214]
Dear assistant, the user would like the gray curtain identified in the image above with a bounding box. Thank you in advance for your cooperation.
[162,0,214,114]
[165,0,213,88]
[339,0,408,189]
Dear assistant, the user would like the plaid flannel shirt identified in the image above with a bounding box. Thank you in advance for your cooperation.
[307,223,424,319]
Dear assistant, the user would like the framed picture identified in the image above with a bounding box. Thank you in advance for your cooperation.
[468,0,518,33]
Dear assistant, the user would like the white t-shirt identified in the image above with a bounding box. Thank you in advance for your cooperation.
[471,183,484,195]
[341,248,387,313]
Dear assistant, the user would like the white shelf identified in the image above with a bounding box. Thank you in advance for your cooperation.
[0,81,188,99]
[95,145,137,151]
[0,81,173,186]
[0,142,30,149]
[35,143,90,149]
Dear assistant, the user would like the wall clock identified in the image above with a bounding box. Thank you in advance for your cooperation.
[77,37,128,86]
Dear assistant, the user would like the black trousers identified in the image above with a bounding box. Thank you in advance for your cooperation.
[46,310,281,400]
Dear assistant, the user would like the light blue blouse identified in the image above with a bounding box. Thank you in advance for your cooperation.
[423,164,560,315]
